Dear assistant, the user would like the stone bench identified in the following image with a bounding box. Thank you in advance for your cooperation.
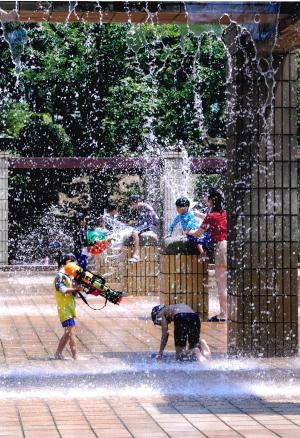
[159,236,208,320]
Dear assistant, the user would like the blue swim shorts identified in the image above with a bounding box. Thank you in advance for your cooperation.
[187,232,213,252]
[62,318,75,328]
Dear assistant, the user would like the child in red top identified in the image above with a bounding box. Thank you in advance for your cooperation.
[187,188,227,322]
[200,209,227,242]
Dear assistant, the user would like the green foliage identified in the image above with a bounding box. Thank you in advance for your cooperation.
[19,23,129,155]
[194,174,225,209]
[19,115,73,156]
[1,22,227,156]
[102,24,227,154]
[4,101,31,138]
[103,77,158,155]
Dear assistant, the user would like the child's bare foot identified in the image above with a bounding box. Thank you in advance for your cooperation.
[54,353,64,360]
[128,254,140,262]
[200,339,211,359]
[193,347,207,362]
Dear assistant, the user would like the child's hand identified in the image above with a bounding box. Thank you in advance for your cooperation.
[186,229,195,236]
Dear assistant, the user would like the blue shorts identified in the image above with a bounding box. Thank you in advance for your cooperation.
[62,318,75,328]
[187,232,213,252]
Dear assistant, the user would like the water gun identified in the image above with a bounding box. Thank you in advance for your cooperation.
[65,262,123,305]
[86,229,110,256]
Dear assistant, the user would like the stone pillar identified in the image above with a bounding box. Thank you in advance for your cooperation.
[162,149,192,235]
[223,24,298,357]
[0,152,9,264]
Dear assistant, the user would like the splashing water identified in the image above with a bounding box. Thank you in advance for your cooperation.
[10,207,73,265]
[0,291,299,400]
[1,21,27,79]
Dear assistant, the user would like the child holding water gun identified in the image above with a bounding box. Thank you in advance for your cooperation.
[54,253,82,360]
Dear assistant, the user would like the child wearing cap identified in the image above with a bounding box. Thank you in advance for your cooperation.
[54,253,82,360]
[151,303,211,362]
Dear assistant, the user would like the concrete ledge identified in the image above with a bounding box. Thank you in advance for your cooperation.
[123,231,159,247]
[163,236,198,255]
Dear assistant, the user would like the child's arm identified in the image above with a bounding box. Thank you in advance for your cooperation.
[65,286,82,295]
[157,315,169,359]
[142,203,159,225]
[55,274,82,295]
[167,216,181,236]
[186,213,208,237]
[186,227,205,238]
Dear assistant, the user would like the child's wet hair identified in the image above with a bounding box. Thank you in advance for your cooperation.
[175,197,190,208]
[208,188,224,212]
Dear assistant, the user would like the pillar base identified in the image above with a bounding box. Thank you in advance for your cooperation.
[122,232,160,296]
[159,252,208,321]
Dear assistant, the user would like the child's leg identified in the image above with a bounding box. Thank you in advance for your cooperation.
[68,326,77,359]
[197,244,205,255]
[55,329,70,359]
[132,231,140,258]
[215,265,227,318]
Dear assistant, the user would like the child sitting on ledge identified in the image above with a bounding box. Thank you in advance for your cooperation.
[167,197,212,259]
[128,194,159,262]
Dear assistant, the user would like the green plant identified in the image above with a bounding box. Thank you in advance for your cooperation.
[19,116,73,156]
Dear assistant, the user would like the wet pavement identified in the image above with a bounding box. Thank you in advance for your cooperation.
[0,271,300,437]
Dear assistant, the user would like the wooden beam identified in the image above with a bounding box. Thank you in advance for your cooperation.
[6,155,300,172]
[0,1,292,26]
[8,156,228,173]
[8,157,156,172]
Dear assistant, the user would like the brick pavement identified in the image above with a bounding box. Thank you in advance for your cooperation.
[0,271,299,438]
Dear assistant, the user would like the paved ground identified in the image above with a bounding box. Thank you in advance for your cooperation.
[0,271,300,438]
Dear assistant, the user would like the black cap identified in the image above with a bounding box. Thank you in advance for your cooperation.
[59,253,76,267]
[151,304,166,325]
[175,197,190,208]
